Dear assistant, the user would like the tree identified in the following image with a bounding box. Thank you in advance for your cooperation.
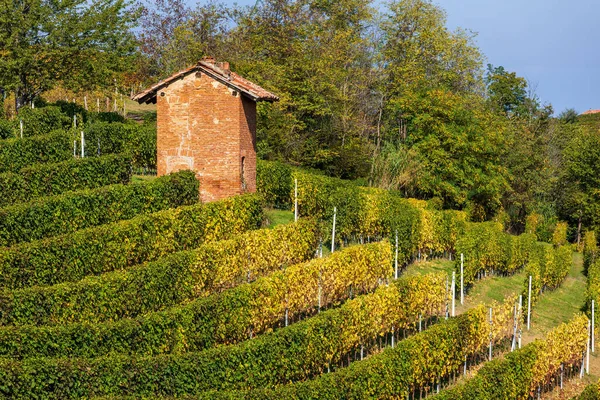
[137,0,229,80]
[226,0,376,178]
[559,108,579,124]
[485,64,527,117]
[0,0,138,112]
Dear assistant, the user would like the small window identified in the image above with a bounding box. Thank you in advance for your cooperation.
[241,157,247,191]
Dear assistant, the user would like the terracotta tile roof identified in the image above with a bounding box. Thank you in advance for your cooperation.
[582,109,600,115]
[132,58,279,104]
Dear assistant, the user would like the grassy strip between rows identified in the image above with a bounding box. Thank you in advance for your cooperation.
[456,221,574,312]
[0,219,318,326]
[0,154,131,208]
[0,170,199,247]
[0,131,73,173]
[0,271,452,399]
[0,193,264,289]
[0,239,389,358]
[431,315,588,400]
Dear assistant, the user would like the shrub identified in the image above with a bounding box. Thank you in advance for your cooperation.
[0,154,132,208]
[523,244,572,308]
[258,161,467,261]
[256,159,292,208]
[0,194,264,289]
[583,230,597,275]
[552,221,568,246]
[17,106,71,137]
[83,121,156,168]
[0,119,15,139]
[0,131,73,173]
[0,170,198,246]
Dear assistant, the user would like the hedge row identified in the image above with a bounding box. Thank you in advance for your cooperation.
[523,244,573,308]
[0,219,318,326]
[191,298,517,400]
[455,222,573,309]
[432,314,588,400]
[0,194,264,289]
[258,161,468,263]
[0,272,451,398]
[0,106,72,139]
[83,121,156,169]
[578,384,600,400]
[0,154,131,208]
[583,230,597,275]
[0,131,73,173]
[455,222,537,287]
[0,170,198,247]
[586,234,600,328]
[0,239,391,358]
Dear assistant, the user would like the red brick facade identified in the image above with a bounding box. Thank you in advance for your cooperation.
[135,59,277,202]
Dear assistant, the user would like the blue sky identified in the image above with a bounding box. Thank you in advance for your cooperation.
[441,0,599,114]
[221,0,599,114]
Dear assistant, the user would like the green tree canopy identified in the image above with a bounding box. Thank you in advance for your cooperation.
[0,0,138,111]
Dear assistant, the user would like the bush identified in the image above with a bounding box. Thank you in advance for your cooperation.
[578,384,600,400]
[0,219,318,327]
[0,119,15,139]
[257,159,292,208]
[0,194,264,289]
[523,244,572,308]
[584,230,597,275]
[83,121,156,168]
[0,131,73,173]
[0,154,132,208]
[88,111,127,123]
[17,106,72,137]
[552,221,568,246]
[52,100,88,122]
[0,170,199,247]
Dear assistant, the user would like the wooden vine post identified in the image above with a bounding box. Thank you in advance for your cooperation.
[460,253,464,305]
[527,275,532,330]
[80,131,85,158]
[294,178,298,222]
[593,299,596,353]
[488,307,493,361]
[451,271,456,317]
[394,230,399,279]
[330,207,337,253]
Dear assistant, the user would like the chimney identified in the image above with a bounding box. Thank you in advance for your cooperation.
[216,61,230,73]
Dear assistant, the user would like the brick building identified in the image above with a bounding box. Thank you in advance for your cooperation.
[133,58,278,202]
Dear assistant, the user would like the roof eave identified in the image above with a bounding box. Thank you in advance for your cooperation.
[131,64,279,104]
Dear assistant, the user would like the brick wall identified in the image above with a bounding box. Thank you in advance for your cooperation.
[156,71,257,202]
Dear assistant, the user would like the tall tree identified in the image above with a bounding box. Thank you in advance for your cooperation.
[0,0,138,111]
[227,0,376,178]
[137,0,229,80]
[485,64,527,117]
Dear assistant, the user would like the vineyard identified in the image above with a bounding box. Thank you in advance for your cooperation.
[0,105,598,399]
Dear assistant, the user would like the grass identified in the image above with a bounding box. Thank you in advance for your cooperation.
[131,175,158,183]
[404,258,454,276]
[524,252,587,342]
[264,208,294,228]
